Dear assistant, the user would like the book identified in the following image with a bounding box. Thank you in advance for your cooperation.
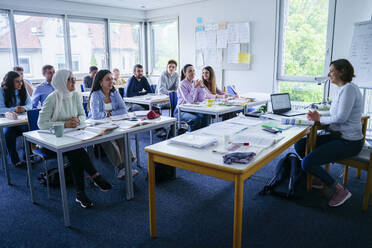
[115,119,153,130]
[64,123,119,140]
[169,134,218,148]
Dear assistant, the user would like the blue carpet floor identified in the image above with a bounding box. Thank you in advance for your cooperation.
[1,132,372,248]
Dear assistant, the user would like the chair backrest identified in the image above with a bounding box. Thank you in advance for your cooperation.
[83,102,89,117]
[27,109,41,131]
[80,84,84,92]
[361,116,369,145]
[169,91,178,117]
[151,84,157,93]
[226,85,237,95]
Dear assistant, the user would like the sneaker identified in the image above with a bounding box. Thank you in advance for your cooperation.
[93,175,112,192]
[312,177,324,189]
[117,169,139,180]
[329,186,352,207]
[75,191,93,208]
[15,161,26,168]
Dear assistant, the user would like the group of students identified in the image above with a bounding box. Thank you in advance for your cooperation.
[0,58,365,208]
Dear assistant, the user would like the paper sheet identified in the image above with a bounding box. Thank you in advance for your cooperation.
[206,31,217,49]
[238,53,251,64]
[239,22,250,43]
[227,23,239,43]
[200,122,247,136]
[204,48,222,68]
[217,29,228,49]
[196,50,204,67]
[227,116,262,126]
[227,43,240,64]
[196,31,207,49]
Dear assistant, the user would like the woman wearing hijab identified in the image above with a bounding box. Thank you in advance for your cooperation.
[38,69,112,209]
[88,69,138,179]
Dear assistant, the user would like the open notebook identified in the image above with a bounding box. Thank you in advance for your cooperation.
[64,123,119,141]
[169,133,218,148]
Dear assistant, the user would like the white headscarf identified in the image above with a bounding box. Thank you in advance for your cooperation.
[51,69,73,121]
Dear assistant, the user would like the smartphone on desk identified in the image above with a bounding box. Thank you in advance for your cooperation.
[262,127,279,134]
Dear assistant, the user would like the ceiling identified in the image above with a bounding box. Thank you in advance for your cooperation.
[58,0,207,10]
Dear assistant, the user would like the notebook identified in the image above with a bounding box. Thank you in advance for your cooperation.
[169,134,218,148]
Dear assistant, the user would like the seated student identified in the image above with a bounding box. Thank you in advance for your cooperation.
[88,69,138,179]
[125,64,153,111]
[112,68,126,97]
[38,69,111,208]
[0,71,32,167]
[83,66,98,91]
[294,59,363,207]
[158,59,179,95]
[13,66,33,96]
[175,64,208,131]
[202,66,226,99]
[32,65,55,108]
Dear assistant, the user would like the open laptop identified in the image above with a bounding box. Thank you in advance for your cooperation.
[270,93,307,117]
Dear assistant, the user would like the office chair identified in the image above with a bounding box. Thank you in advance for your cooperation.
[80,84,84,92]
[169,91,178,117]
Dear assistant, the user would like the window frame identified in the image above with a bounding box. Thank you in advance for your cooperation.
[148,17,179,76]
[276,0,336,84]
[18,56,31,75]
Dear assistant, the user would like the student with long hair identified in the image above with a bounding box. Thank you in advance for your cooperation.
[201,66,226,99]
[175,64,208,131]
[88,69,138,179]
[0,71,32,167]
[38,69,112,208]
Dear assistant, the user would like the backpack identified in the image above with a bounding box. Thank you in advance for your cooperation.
[259,152,304,199]
[38,165,74,187]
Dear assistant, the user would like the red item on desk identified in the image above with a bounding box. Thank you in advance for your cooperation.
[147,110,161,119]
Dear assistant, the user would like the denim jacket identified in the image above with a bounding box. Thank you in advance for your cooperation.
[88,89,127,119]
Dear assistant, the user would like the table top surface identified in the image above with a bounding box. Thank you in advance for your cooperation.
[0,115,28,128]
[145,116,309,173]
[23,116,175,150]
[123,94,169,104]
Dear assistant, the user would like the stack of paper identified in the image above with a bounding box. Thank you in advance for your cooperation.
[169,134,218,148]
[231,133,284,148]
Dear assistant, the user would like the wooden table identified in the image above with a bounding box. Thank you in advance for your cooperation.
[145,119,309,248]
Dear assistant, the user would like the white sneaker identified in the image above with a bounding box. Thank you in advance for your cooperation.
[117,169,139,180]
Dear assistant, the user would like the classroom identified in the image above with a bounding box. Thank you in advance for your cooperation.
[0,0,372,247]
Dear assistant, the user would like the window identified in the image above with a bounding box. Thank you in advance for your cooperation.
[150,20,178,74]
[19,57,31,74]
[277,0,333,102]
[56,54,65,69]
[14,14,66,80]
[69,20,106,74]
[109,22,141,74]
[0,12,15,78]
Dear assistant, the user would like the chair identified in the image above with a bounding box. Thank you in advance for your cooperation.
[83,102,89,117]
[226,85,237,95]
[169,91,178,117]
[323,116,371,210]
[151,84,157,93]
[27,109,56,199]
[80,84,84,92]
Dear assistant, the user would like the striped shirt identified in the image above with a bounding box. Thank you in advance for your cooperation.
[177,79,205,105]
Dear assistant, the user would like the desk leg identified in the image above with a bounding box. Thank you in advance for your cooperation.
[124,134,134,200]
[216,114,219,123]
[149,104,153,143]
[0,127,11,185]
[305,126,317,190]
[233,175,244,248]
[24,137,35,203]
[178,109,181,130]
[135,134,141,168]
[57,151,70,227]
[148,153,157,238]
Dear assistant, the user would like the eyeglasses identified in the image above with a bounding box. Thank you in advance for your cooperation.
[67,77,76,82]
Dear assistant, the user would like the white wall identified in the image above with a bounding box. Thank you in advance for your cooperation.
[0,0,145,21]
[147,0,277,94]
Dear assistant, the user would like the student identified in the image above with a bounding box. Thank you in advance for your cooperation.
[202,66,226,99]
[83,66,98,91]
[125,64,153,111]
[175,64,208,131]
[88,69,138,179]
[158,59,179,95]
[13,66,33,96]
[38,69,112,208]
[294,59,363,207]
[0,71,32,167]
[112,68,126,97]
[32,65,55,108]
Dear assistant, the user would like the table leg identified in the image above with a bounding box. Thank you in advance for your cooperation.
[24,137,35,202]
[57,151,70,227]
[216,114,219,123]
[178,108,181,130]
[149,104,153,143]
[148,153,157,238]
[124,134,134,200]
[233,175,244,248]
[0,127,11,185]
[135,134,141,168]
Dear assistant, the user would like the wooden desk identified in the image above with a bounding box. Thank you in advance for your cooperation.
[145,120,309,248]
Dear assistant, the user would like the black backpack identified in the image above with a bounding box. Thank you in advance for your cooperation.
[259,152,304,199]
[38,165,74,187]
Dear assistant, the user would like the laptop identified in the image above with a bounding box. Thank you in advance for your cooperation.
[270,93,307,117]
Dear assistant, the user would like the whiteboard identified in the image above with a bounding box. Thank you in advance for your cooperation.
[348,21,372,89]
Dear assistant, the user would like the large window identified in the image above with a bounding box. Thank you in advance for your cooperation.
[277,0,333,102]
[0,12,14,78]
[109,22,141,75]
[14,14,66,80]
[150,19,178,74]
[69,20,107,74]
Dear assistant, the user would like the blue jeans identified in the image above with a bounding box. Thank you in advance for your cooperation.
[294,133,363,187]
[174,108,208,131]
[4,125,28,165]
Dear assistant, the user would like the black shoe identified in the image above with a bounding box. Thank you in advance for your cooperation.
[76,191,93,208]
[93,175,112,192]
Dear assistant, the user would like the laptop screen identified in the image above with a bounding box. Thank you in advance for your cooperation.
[271,93,291,112]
